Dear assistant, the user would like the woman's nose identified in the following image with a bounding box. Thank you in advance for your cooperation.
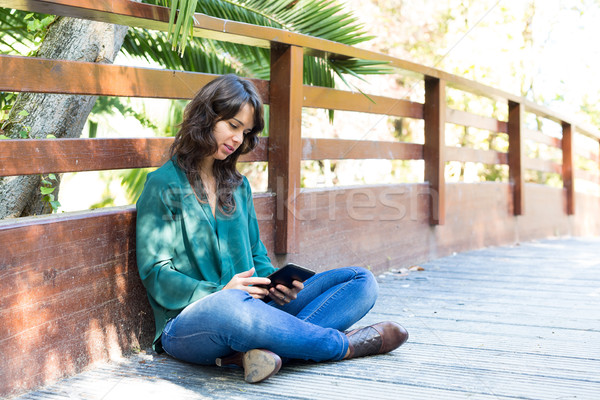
[232,131,243,143]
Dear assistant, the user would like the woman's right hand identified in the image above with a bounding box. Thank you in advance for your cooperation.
[222,267,271,299]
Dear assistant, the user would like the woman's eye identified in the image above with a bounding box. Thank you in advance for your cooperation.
[229,122,238,129]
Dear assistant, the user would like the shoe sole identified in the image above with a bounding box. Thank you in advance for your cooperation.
[242,349,282,383]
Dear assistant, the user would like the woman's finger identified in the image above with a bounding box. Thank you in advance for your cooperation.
[268,291,286,305]
[242,277,271,287]
[247,285,269,297]
[275,284,297,300]
[292,280,304,291]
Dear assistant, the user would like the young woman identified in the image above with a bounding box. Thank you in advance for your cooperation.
[135,74,408,383]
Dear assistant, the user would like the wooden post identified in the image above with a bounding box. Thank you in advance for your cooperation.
[562,122,575,215]
[508,101,524,215]
[268,44,303,254]
[424,76,446,225]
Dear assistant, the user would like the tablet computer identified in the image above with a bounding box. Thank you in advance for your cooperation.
[258,263,315,290]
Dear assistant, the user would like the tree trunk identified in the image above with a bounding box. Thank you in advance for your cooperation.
[0,16,128,219]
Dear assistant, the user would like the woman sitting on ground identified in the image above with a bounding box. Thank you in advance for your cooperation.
[135,74,408,383]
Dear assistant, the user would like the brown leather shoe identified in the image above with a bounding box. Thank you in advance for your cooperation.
[216,349,282,383]
[345,321,408,359]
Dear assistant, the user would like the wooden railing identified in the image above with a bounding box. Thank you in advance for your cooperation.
[1,0,600,397]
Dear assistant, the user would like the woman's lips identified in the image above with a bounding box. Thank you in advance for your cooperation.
[224,144,234,154]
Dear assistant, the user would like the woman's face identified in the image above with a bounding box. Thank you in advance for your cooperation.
[210,103,255,161]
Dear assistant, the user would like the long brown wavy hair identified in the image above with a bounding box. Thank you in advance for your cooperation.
[170,74,264,214]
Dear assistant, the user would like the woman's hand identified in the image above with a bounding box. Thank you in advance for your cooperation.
[223,267,271,299]
[269,280,304,306]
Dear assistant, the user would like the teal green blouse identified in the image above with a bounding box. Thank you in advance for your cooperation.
[135,160,276,350]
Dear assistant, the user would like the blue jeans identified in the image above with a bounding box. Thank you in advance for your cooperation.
[161,267,378,365]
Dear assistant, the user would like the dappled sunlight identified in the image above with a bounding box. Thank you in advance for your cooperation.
[0,209,154,397]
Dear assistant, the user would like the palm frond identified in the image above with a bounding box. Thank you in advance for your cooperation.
[140,0,389,88]
[122,29,240,75]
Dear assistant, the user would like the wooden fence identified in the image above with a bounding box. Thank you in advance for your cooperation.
[1,0,600,397]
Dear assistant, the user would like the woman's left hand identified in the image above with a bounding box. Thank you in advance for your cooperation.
[269,280,304,306]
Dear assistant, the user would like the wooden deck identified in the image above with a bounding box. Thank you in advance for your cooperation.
[12,237,600,400]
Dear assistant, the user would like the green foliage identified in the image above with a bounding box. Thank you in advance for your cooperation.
[40,173,61,213]
[121,29,240,74]
[0,92,15,137]
[139,0,390,89]
[0,96,31,138]
[91,97,158,131]
[120,168,156,203]
[24,13,54,35]
[0,8,54,55]
[159,0,197,55]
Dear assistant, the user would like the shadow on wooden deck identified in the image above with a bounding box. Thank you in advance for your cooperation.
[13,237,600,400]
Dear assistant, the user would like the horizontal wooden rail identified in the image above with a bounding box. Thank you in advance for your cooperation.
[301,139,423,161]
[2,0,599,140]
[524,129,562,148]
[1,55,420,118]
[0,137,427,177]
[0,138,267,176]
[575,168,600,183]
[303,86,423,118]
[445,109,507,133]
[445,147,508,165]
[524,157,562,174]
[0,55,270,101]
[574,147,599,164]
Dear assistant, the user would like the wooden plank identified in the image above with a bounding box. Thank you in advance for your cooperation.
[0,137,267,177]
[523,128,562,148]
[303,86,423,118]
[575,168,600,184]
[574,145,599,164]
[0,55,270,102]
[0,206,152,398]
[508,101,524,215]
[523,157,562,174]
[445,108,508,133]
[444,146,508,165]
[267,44,303,254]
[423,76,446,225]
[301,139,423,161]
[562,123,575,215]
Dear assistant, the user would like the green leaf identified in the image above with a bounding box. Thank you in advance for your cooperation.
[48,173,57,180]
[40,15,54,28]
[50,200,61,212]
[46,134,56,138]
[0,134,10,139]
[24,13,34,20]
[26,19,42,32]
[18,109,29,116]
[41,179,52,185]
[19,130,28,138]
[42,194,55,202]
[40,186,55,195]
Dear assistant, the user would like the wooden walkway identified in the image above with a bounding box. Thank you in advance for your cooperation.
[13,237,600,400]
